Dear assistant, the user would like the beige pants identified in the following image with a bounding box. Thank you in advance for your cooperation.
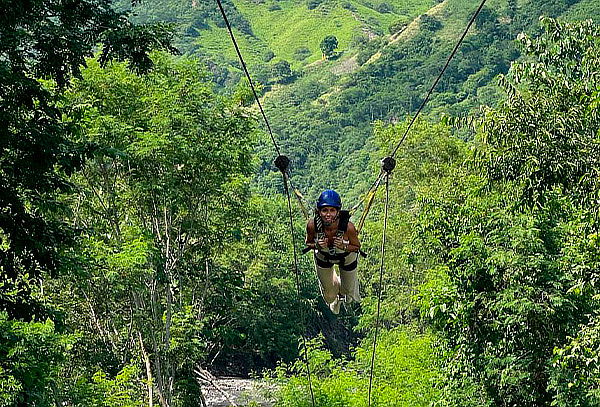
[314,251,360,304]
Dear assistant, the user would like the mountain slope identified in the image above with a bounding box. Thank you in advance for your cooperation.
[119,0,436,69]
[116,0,600,201]
[252,0,600,200]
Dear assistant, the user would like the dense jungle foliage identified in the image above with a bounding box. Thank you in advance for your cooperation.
[1,0,600,406]
[274,17,600,406]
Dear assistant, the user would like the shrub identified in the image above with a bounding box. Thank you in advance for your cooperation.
[262,50,275,62]
[271,60,294,83]
[269,328,441,407]
[350,33,369,48]
[388,17,409,35]
[342,2,357,12]
[293,47,311,61]
[419,14,442,31]
[307,0,323,10]
[377,2,393,13]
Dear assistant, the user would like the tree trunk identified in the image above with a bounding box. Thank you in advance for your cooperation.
[138,331,154,407]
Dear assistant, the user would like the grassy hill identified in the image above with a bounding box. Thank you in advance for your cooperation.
[120,0,436,69]
[117,0,600,201]
[228,0,435,67]
[249,0,600,200]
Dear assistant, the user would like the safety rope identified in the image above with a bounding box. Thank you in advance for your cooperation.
[215,2,315,405]
[351,172,384,234]
[278,160,316,407]
[289,179,312,220]
[367,159,394,407]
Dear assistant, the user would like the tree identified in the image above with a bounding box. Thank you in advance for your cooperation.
[483,17,600,205]
[0,1,174,404]
[419,17,600,406]
[0,0,174,317]
[60,54,256,406]
[272,59,294,83]
[320,35,339,59]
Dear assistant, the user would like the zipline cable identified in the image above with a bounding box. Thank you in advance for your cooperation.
[215,2,315,404]
[357,0,487,237]
[365,3,487,403]
[389,0,488,159]
[367,158,394,407]
[214,0,281,156]
[280,165,316,407]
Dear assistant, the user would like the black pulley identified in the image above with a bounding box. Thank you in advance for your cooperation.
[381,156,396,174]
[274,155,290,173]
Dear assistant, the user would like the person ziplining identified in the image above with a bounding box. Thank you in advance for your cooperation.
[305,190,361,314]
[215,0,488,402]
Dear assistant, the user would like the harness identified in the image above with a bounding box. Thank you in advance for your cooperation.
[314,209,350,258]
[302,210,367,258]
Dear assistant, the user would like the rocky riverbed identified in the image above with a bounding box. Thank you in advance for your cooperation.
[202,377,275,407]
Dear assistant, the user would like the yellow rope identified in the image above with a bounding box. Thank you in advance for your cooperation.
[292,188,311,220]
[355,188,378,234]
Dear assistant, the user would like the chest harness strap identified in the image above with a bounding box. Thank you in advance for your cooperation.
[303,210,367,258]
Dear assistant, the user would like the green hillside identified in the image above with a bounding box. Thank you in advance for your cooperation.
[251,0,600,200]
[228,0,435,67]
[562,0,600,20]
[119,0,436,69]
[117,0,600,201]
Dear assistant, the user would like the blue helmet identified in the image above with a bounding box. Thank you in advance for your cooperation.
[317,189,342,209]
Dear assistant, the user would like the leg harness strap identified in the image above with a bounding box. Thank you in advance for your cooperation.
[340,259,358,271]
[314,255,334,268]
